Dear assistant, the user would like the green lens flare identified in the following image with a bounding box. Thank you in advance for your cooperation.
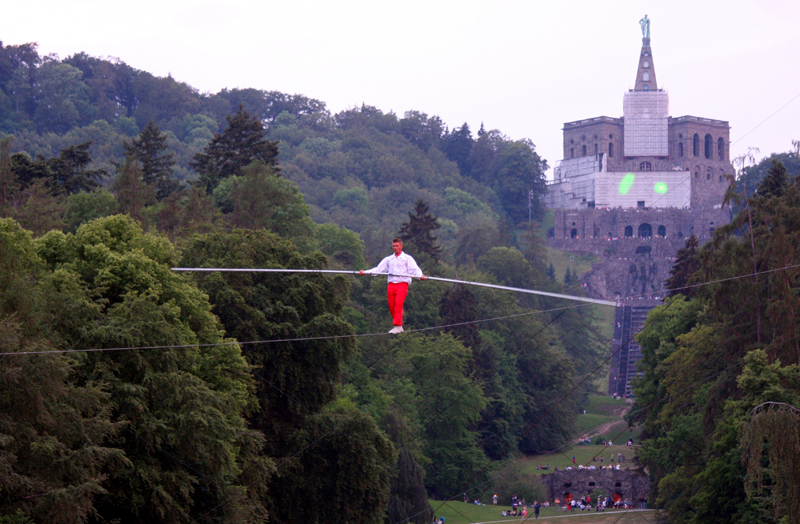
[654,182,668,194]
[619,173,635,195]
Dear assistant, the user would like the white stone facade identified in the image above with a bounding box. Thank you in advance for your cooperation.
[623,91,669,157]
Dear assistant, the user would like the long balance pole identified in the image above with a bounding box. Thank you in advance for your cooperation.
[171,268,618,307]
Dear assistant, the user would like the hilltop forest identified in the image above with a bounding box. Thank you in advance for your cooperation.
[0,42,610,524]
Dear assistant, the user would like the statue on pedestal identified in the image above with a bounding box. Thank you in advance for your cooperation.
[639,14,650,39]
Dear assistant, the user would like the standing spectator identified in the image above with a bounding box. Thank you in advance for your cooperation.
[493,494,498,505]
[534,501,541,519]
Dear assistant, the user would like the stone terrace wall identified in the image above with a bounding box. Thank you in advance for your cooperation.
[552,208,731,243]
[549,208,731,300]
[543,468,649,504]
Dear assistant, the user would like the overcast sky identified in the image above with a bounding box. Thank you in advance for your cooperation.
[3,0,799,177]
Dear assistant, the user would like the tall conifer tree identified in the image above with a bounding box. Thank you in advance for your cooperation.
[123,120,178,200]
[191,105,279,193]
[398,199,442,264]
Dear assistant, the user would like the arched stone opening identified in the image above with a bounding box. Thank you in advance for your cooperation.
[571,228,579,239]
[624,226,633,238]
[657,225,666,237]
[638,223,652,238]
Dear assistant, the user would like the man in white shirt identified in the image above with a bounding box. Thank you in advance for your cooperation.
[360,238,425,334]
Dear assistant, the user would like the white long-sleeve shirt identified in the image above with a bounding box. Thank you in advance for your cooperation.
[367,252,423,284]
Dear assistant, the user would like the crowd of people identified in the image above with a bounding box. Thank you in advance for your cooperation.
[430,491,645,521]
[554,494,644,512]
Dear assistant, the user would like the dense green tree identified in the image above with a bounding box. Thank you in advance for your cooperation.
[179,229,354,447]
[8,152,51,190]
[666,234,700,297]
[179,229,394,522]
[191,105,279,193]
[63,190,119,232]
[396,334,488,498]
[176,186,221,234]
[335,104,400,135]
[399,110,443,152]
[736,149,800,207]
[316,222,366,268]
[131,73,201,127]
[8,179,66,236]
[2,44,39,121]
[47,142,106,194]
[35,215,267,523]
[757,157,789,198]
[0,42,40,93]
[269,403,394,524]
[441,123,473,175]
[630,160,800,523]
[210,88,328,128]
[220,161,315,245]
[111,156,156,225]
[33,60,94,133]
[0,218,122,524]
[489,140,547,223]
[63,52,126,124]
[439,283,481,351]
[476,247,536,291]
[468,126,501,183]
[8,142,105,195]
[386,446,432,524]
[123,120,178,199]
[454,217,503,265]
[444,186,495,219]
[0,136,14,205]
[398,199,442,264]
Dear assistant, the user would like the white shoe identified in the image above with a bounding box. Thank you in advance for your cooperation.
[388,326,404,334]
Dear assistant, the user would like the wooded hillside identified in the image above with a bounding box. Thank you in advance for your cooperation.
[0,41,610,524]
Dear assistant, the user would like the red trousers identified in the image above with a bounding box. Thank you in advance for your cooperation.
[387,282,408,326]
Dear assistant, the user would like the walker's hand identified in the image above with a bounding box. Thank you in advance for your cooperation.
[359,270,365,276]
[420,275,426,280]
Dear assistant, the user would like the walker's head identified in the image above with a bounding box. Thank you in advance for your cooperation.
[392,238,403,255]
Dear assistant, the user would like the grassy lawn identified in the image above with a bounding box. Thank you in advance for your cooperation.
[429,500,654,523]
[544,246,599,283]
[574,396,630,437]
[518,443,637,476]
[514,395,642,476]
[573,414,611,435]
